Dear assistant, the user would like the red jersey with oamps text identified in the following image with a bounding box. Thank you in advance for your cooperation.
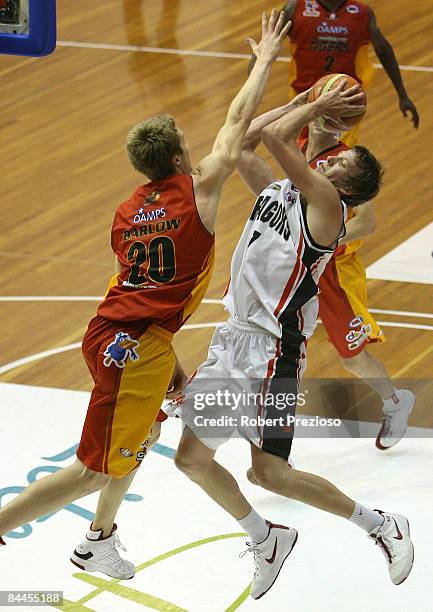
[288,0,373,93]
[98,174,215,333]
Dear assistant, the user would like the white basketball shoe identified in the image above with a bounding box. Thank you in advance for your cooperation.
[369,511,414,585]
[70,523,135,579]
[240,521,298,599]
[376,390,415,450]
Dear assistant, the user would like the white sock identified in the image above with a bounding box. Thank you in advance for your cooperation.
[349,502,384,533]
[382,389,400,412]
[238,509,269,543]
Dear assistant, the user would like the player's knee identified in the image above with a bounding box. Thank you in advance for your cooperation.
[246,467,259,485]
[251,463,279,491]
[174,450,200,478]
[340,350,366,373]
[74,461,109,491]
[175,445,213,482]
[252,461,296,495]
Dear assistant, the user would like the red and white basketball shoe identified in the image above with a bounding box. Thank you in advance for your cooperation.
[369,511,414,585]
[240,521,298,599]
[70,523,135,579]
[376,390,415,450]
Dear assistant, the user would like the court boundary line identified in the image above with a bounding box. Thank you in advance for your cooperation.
[55,41,433,73]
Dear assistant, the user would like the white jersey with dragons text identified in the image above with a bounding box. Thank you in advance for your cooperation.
[223,179,347,345]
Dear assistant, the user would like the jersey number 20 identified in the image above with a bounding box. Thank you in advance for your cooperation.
[127,237,176,285]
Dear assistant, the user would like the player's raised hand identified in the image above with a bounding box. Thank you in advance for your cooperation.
[316,80,366,119]
[245,9,291,63]
[399,96,419,129]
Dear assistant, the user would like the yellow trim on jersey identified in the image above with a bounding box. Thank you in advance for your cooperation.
[181,245,215,322]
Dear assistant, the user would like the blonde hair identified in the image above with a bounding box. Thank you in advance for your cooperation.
[127,114,182,180]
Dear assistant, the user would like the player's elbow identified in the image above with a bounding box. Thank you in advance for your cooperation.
[262,122,289,147]
[261,124,279,149]
[262,123,277,140]
[373,36,393,62]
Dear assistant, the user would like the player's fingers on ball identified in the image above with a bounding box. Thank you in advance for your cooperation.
[348,104,366,113]
[343,84,362,97]
[347,91,365,102]
[336,79,347,92]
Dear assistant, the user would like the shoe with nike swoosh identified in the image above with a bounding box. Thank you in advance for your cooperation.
[368,511,414,585]
[240,521,298,599]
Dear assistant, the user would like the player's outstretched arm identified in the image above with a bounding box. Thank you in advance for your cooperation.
[248,0,296,75]
[238,92,308,195]
[193,9,290,233]
[262,83,365,246]
[368,8,419,129]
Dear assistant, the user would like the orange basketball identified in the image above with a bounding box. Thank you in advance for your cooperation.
[307,73,366,133]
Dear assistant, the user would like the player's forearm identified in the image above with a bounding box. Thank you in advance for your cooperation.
[263,100,322,143]
[248,53,257,76]
[243,101,300,150]
[227,55,275,127]
[374,39,407,99]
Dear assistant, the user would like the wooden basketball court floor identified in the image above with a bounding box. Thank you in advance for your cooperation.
[1,0,433,411]
[1,0,432,423]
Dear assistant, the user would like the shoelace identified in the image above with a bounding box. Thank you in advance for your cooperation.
[239,542,260,579]
[113,533,127,553]
[371,525,394,563]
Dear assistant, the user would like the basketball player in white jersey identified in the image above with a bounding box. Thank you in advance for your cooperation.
[238,96,415,452]
[174,84,414,599]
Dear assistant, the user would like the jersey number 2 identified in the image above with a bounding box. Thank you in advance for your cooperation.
[324,55,335,72]
[127,237,176,285]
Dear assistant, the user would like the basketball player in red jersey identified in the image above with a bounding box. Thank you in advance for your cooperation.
[301,124,416,448]
[0,10,291,578]
[239,101,415,453]
[250,0,419,144]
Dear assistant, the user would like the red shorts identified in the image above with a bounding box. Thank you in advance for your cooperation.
[318,253,384,358]
[77,316,175,477]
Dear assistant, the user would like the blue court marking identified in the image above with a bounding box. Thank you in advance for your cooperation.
[152,443,176,459]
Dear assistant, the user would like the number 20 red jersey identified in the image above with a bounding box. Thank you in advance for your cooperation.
[288,0,372,94]
[97,174,215,334]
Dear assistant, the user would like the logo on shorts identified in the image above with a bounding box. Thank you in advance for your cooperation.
[303,0,320,17]
[136,451,147,462]
[346,316,372,351]
[120,448,134,457]
[103,332,140,368]
[347,4,360,14]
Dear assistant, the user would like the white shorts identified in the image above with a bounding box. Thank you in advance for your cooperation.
[180,318,306,460]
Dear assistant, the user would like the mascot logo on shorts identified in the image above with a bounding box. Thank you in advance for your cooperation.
[103,332,140,368]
